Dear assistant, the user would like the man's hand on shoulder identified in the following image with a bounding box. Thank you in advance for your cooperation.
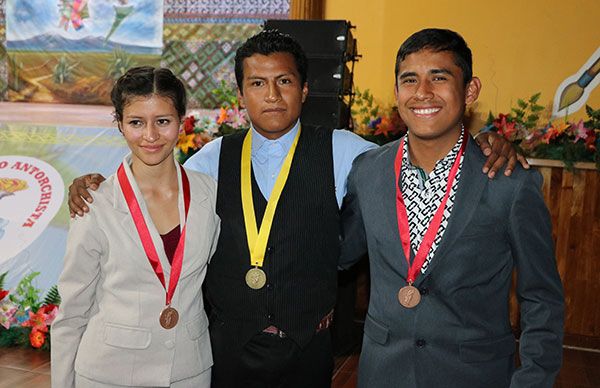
[68,174,106,218]
[475,131,529,178]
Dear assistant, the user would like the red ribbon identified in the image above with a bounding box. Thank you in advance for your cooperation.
[394,134,467,284]
[117,164,190,306]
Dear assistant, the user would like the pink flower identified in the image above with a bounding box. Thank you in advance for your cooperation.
[230,107,248,128]
[572,120,589,143]
[0,300,18,329]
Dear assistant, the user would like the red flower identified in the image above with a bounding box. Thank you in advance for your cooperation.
[585,131,597,151]
[182,116,196,135]
[21,308,50,333]
[493,114,517,139]
[39,304,59,326]
[492,113,508,127]
[29,330,45,348]
[542,127,559,144]
[0,289,8,301]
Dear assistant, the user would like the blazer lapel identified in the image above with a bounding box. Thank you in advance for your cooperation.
[413,136,487,287]
[114,155,172,280]
[180,168,209,277]
[379,139,411,279]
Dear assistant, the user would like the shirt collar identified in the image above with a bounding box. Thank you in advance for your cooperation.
[403,125,465,177]
[251,120,301,163]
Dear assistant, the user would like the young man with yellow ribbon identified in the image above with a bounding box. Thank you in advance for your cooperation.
[185,30,525,388]
[67,30,526,387]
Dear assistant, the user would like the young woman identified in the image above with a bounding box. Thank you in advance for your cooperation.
[52,67,219,388]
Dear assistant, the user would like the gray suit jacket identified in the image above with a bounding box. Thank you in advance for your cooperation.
[340,135,564,388]
[52,156,220,387]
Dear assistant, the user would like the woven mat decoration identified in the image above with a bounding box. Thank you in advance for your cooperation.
[162,23,261,108]
[163,0,288,108]
[164,0,289,22]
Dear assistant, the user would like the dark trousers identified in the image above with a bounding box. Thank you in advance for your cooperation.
[210,327,333,388]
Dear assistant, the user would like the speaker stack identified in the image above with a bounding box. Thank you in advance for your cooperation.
[264,20,358,129]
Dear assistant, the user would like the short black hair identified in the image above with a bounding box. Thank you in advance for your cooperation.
[111,66,187,123]
[234,29,308,93]
[395,28,473,86]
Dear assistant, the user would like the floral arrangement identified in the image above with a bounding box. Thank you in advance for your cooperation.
[177,81,249,164]
[0,271,60,350]
[350,88,407,145]
[485,93,600,170]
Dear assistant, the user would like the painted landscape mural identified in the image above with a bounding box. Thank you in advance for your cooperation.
[6,0,162,104]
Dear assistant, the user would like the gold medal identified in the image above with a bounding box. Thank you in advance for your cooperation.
[241,128,301,283]
[159,306,179,329]
[398,285,421,308]
[246,267,267,290]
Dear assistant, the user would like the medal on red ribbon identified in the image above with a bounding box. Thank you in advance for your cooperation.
[394,133,467,308]
[117,163,190,329]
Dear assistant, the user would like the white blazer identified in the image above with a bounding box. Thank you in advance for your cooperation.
[52,156,220,387]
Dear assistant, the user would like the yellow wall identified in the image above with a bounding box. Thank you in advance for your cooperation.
[325,0,600,127]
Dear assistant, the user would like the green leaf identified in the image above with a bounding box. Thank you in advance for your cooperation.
[511,108,525,119]
[517,99,528,109]
[0,327,30,347]
[9,272,41,311]
[530,104,545,112]
[42,285,61,306]
[529,92,541,104]
[0,271,7,290]
[586,104,594,117]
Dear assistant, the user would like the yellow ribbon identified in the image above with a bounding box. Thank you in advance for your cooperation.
[241,126,301,267]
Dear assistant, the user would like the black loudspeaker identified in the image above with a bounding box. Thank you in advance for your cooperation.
[264,20,353,58]
[307,59,351,95]
[301,95,349,129]
[264,20,356,128]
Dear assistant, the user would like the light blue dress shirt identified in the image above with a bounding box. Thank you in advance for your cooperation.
[184,120,377,208]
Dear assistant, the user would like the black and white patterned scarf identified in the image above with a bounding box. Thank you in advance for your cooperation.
[400,130,465,275]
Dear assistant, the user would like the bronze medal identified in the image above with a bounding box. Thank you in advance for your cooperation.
[159,306,179,329]
[246,267,267,290]
[398,285,421,308]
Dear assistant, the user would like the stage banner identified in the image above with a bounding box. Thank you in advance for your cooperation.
[0,123,128,293]
[1,0,6,101]
[5,0,162,104]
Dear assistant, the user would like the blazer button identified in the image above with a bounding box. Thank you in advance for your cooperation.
[415,339,426,348]
[419,287,429,295]
[164,340,175,349]
[267,314,273,320]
